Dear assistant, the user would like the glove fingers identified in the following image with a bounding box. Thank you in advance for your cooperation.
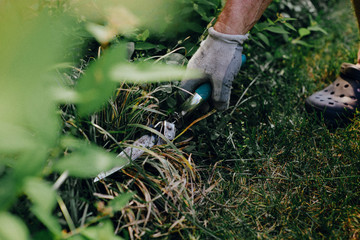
[181,75,209,90]
[212,46,243,111]
[212,93,230,111]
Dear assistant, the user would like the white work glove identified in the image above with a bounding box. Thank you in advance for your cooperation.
[181,27,248,111]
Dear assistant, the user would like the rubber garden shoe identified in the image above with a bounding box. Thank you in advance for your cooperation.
[305,63,360,124]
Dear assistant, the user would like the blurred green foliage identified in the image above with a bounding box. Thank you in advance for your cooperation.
[0,0,191,239]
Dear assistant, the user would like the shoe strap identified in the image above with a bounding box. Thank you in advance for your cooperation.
[340,63,360,80]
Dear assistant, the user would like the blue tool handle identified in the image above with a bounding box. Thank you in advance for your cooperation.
[193,54,246,101]
[195,82,212,101]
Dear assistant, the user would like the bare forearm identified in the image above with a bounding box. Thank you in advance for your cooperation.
[352,0,360,28]
[214,0,273,35]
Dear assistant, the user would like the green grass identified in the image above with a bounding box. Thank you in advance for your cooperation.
[188,1,360,239]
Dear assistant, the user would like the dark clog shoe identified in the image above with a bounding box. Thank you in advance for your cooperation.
[305,63,360,123]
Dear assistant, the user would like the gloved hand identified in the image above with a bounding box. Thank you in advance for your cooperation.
[181,27,248,111]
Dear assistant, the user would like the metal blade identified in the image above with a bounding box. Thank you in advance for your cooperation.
[94,134,156,182]
[94,121,176,182]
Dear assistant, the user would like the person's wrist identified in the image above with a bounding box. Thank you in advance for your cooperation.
[214,22,248,35]
[208,27,248,45]
[214,22,236,34]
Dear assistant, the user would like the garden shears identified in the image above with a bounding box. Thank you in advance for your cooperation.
[94,54,246,182]
[94,83,212,182]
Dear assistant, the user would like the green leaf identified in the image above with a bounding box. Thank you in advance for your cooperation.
[110,62,201,83]
[0,13,73,154]
[60,136,87,149]
[198,0,217,7]
[283,22,296,31]
[136,29,150,42]
[265,52,274,61]
[187,22,205,33]
[24,178,56,213]
[13,149,48,180]
[0,123,36,154]
[0,175,17,211]
[108,192,134,211]
[81,221,124,240]
[251,38,265,49]
[0,212,29,240]
[254,22,270,31]
[298,28,311,37]
[292,39,313,47]
[76,44,126,116]
[193,3,211,21]
[308,26,328,35]
[51,87,80,104]
[54,141,128,178]
[31,206,62,236]
[67,235,86,240]
[265,26,289,34]
[32,230,54,240]
[267,18,275,25]
[135,42,165,50]
[256,32,270,46]
[282,17,297,21]
[68,235,89,240]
